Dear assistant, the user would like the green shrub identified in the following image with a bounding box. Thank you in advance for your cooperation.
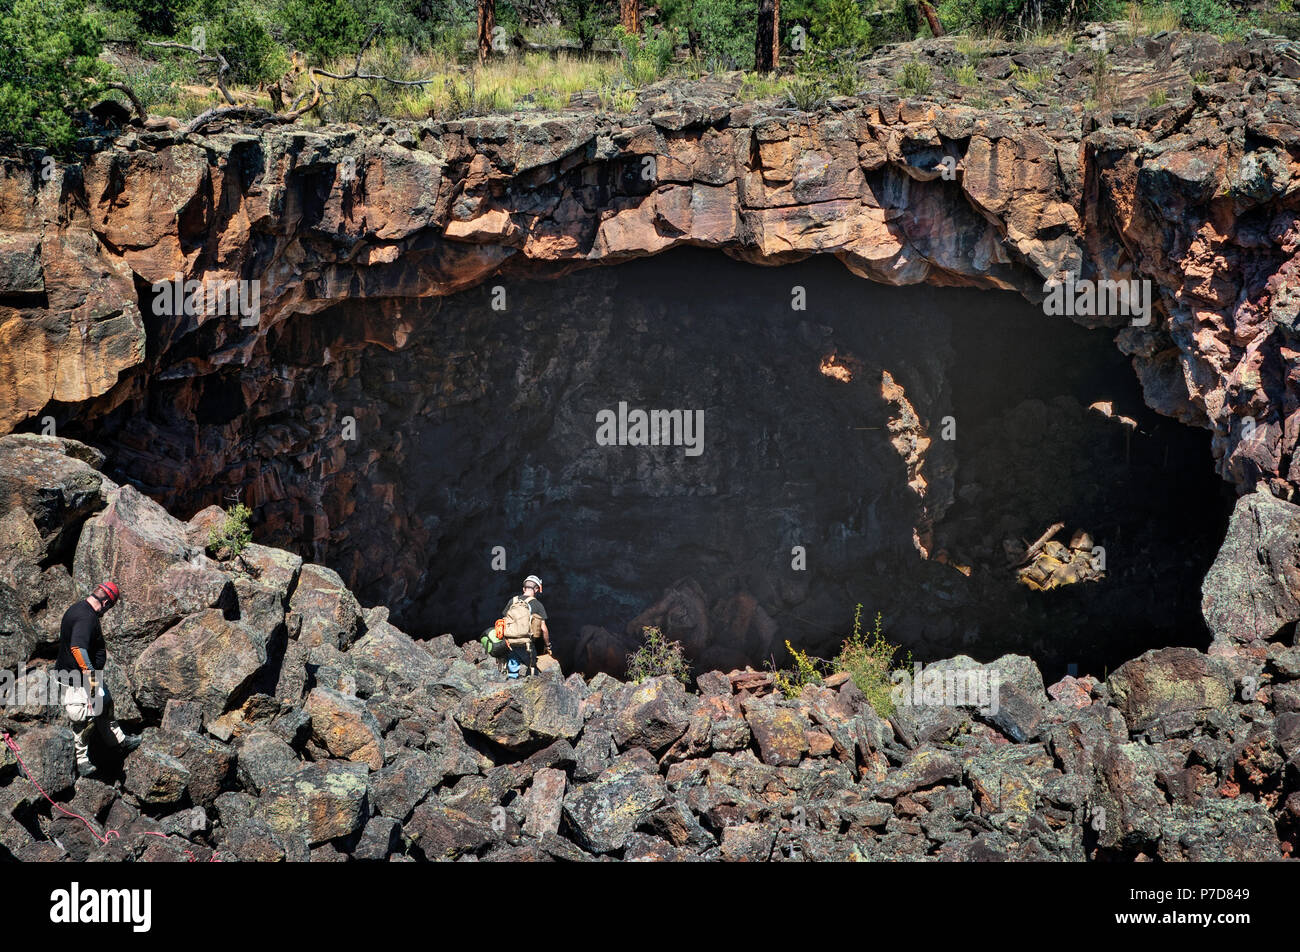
[898,59,932,94]
[782,0,898,44]
[768,606,908,714]
[936,0,1121,33]
[557,0,616,52]
[97,0,179,35]
[739,70,786,100]
[0,0,114,149]
[89,0,144,39]
[596,82,637,112]
[626,626,692,685]
[319,77,382,122]
[616,24,675,86]
[785,73,829,110]
[833,605,908,718]
[949,63,978,85]
[1128,0,1181,34]
[365,0,474,51]
[1090,46,1108,101]
[793,37,859,95]
[784,0,869,96]
[954,35,987,61]
[1174,0,1235,31]
[810,0,872,52]
[533,87,572,111]
[207,502,253,559]
[276,0,363,65]
[120,55,193,109]
[174,0,287,85]
[659,0,757,70]
[874,0,921,43]
[1010,63,1051,90]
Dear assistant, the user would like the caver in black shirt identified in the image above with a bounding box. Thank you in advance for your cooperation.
[56,599,106,677]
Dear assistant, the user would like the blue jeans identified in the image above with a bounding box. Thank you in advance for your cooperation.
[506,640,536,677]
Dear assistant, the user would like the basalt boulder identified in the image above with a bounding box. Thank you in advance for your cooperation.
[132,609,268,720]
[370,749,443,822]
[291,563,365,651]
[235,729,301,796]
[403,803,495,861]
[75,486,232,670]
[5,726,76,799]
[122,744,191,809]
[1107,648,1236,735]
[1202,488,1300,646]
[562,761,668,854]
[453,677,583,752]
[348,620,446,695]
[255,761,369,846]
[304,686,385,770]
[611,676,694,753]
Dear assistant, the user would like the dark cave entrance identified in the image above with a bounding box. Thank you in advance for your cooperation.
[52,248,1236,682]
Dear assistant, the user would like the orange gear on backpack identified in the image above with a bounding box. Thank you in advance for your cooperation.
[494,618,506,640]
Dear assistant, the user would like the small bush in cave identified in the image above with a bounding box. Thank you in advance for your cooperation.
[834,605,908,718]
[773,640,825,698]
[627,626,692,685]
[207,502,253,560]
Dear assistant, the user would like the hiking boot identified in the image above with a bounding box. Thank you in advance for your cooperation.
[117,734,142,756]
[76,760,100,780]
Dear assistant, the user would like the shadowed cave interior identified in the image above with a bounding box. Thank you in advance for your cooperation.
[54,248,1235,682]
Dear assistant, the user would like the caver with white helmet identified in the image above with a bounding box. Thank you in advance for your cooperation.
[514,575,549,651]
[494,574,550,677]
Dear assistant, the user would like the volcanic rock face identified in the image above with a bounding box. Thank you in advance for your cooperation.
[1,436,1296,862]
[4,30,1300,491]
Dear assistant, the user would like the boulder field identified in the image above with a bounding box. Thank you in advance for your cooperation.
[2,434,1298,861]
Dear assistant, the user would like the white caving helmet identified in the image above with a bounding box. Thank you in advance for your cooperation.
[524,574,543,594]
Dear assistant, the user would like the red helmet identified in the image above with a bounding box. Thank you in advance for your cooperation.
[93,581,120,607]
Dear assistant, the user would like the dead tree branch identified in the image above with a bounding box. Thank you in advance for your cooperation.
[104,82,146,123]
[1014,522,1066,567]
[307,25,439,86]
[123,23,417,134]
[143,40,236,105]
[183,77,321,135]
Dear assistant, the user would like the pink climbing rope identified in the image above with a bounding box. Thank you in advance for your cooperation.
[2,730,218,861]
[3,731,116,846]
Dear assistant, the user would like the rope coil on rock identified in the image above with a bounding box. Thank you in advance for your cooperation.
[2,731,218,861]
